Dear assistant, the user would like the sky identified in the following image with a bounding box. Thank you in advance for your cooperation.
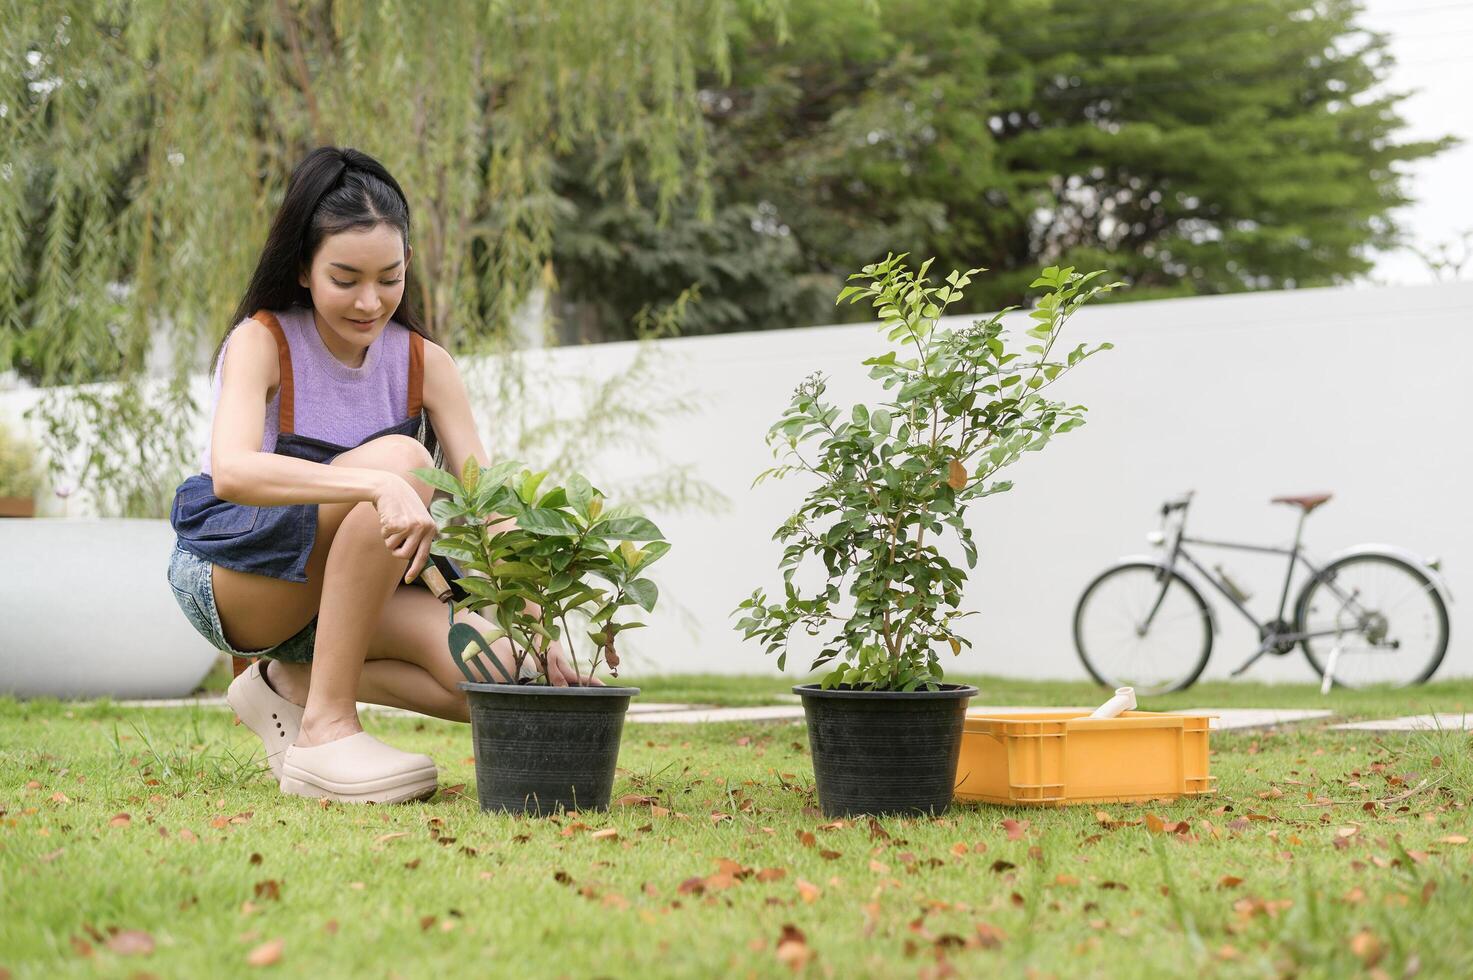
[1358,0,1473,283]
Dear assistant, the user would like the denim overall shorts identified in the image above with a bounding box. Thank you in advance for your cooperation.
[167,309,440,666]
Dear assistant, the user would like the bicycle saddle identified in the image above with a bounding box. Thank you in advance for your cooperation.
[1270,492,1333,512]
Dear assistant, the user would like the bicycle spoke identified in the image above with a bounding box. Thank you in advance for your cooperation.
[1075,565,1211,694]
[1298,555,1447,687]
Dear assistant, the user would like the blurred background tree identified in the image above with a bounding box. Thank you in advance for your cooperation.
[1,0,783,385]
[1,0,1453,362]
[550,0,1453,341]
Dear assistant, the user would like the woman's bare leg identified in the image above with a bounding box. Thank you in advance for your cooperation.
[265,656,468,723]
[207,435,437,746]
[263,583,521,725]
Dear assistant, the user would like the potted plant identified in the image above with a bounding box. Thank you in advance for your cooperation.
[415,458,669,815]
[0,418,42,518]
[734,256,1119,816]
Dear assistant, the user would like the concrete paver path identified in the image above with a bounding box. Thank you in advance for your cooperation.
[1331,713,1473,732]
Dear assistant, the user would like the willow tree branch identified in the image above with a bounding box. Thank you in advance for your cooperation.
[275,0,326,144]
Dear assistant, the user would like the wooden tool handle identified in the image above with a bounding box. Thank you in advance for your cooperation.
[419,563,454,602]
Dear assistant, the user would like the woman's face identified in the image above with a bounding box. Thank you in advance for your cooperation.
[299,224,412,364]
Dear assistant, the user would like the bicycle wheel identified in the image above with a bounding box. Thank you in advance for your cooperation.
[1296,553,1449,688]
[1074,562,1214,695]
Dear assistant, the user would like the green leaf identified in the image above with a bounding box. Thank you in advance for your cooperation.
[460,456,480,497]
[516,508,580,536]
[618,540,645,568]
[429,498,466,525]
[518,469,548,503]
[592,516,664,541]
[566,473,594,515]
[625,578,659,613]
[411,466,463,497]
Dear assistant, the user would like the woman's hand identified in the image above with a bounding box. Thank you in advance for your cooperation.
[371,473,438,583]
[543,639,604,687]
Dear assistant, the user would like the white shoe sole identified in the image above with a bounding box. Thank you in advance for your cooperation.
[279,765,439,805]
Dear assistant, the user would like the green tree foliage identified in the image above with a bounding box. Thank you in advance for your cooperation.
[553,0,1452,338]
[0,0,781,384]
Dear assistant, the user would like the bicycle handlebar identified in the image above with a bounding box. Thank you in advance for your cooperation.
[1161,490,1195,516]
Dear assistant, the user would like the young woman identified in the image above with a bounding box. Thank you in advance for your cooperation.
[167,146,595,806]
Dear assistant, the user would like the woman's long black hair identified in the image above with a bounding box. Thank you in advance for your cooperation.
[214,146,430,374]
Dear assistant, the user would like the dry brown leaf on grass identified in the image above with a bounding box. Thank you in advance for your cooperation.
[795,829,816,848]
[1438,834,1468,845]
[590,828,619,842]
[756,867,787,882]
[616,794,659,807]
[247,938,284,967]
[1218,875,1244,889]
[105,930,154,956]
[1349,930,1384,968]
[972,922,1007,949]
[704,872,740,892]
[1001,819,1028,841]
[108,813,132,828]
[775,924,813,972]
[796,879,822,904]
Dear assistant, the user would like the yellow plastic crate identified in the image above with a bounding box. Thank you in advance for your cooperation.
[954,709,1216,806]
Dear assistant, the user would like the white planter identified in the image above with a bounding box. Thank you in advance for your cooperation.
[0,519,219,699]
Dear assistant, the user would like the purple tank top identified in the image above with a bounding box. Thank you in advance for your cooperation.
[200,306,412,475]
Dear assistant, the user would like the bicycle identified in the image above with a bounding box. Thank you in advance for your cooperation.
[1073,492,1452,694]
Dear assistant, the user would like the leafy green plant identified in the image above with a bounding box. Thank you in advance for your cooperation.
[734,256,1119,691]
[414,458,670,684]
[25,375,198,519]
[0,418,43,499]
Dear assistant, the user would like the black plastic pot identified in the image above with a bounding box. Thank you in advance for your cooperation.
[795,682,978,817]
[460,682,639,815]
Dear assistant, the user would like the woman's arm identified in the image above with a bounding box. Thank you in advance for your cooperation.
[211,318,438,580]
[421,340,491,476]
[209,319,401,507]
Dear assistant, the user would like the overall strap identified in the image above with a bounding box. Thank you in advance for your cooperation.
[251,309,295,435]
[407,331,425,419]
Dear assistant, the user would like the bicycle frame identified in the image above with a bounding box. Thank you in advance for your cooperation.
[1143,495,1371,676]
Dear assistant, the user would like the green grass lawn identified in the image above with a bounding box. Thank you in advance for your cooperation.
[3,679,1472,977]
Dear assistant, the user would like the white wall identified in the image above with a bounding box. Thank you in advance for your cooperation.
[4,281,1469,682]
[563,281,1473,681]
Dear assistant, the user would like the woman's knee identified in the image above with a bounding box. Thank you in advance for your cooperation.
[333,434,433,477]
